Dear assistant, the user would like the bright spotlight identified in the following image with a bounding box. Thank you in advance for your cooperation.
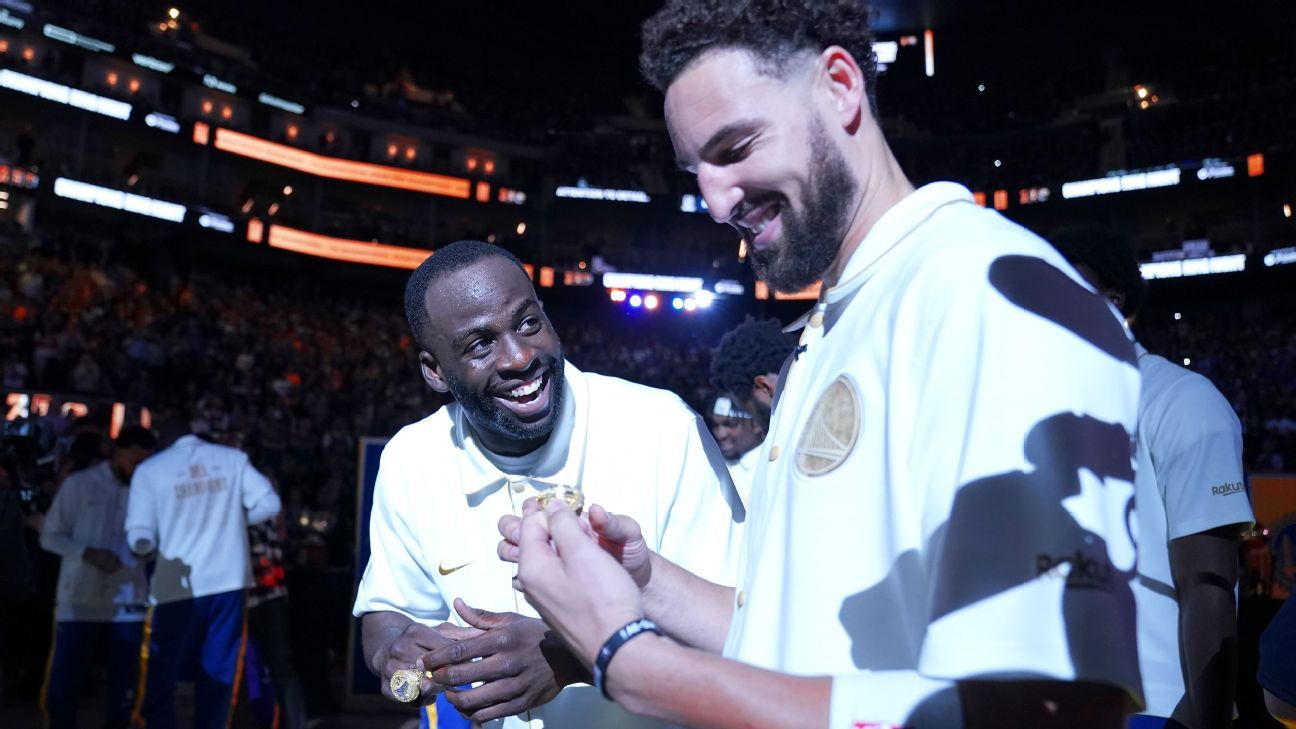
[694,290,714,308]
[168,8,180,20]
[629,294,642,308]
[671,297,684,310]
[684,298,697,311]
[644,294,659,310]
[610,289,627,303]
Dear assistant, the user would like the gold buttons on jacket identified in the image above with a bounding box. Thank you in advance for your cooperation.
[509,480,526,493]
[736,590,746,608]
[768,445,781,462]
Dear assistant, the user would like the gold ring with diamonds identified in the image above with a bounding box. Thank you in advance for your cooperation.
[536,485,584,515]
[390,668,421,703]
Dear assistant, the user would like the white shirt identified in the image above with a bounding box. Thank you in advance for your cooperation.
[1132,344,1255,718]
[725,446,762,508]
[354,362,743,729]
[41,462,149,622]
[126,435,282,604]
[723,183,1144,727]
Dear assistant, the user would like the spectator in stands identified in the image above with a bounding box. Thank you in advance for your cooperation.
[1052,225,1255,729]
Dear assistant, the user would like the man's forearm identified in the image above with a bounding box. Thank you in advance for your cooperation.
[606,634,830,728]
[362,610,413,676]
[1170,528,1242,728]
[1179,584,1238,727]
[640,551,734,653]
[604,636,1129,729]
[38,529,82,559]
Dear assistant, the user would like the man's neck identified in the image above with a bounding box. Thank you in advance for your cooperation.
[109,461,129,485]
[822,129,915,289]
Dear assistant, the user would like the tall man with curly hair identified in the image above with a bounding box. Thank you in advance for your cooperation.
[499,2,1147,727]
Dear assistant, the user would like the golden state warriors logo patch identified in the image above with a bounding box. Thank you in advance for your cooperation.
[795,376,860,476]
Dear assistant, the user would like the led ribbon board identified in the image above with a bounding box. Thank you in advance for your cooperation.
[265,225,432,269]
[209,128,470,199]
[602,272,703,293]
[53,177,185,222]
[1139,253,1246,280]
[555,186,650,203]
[0,69,132,120]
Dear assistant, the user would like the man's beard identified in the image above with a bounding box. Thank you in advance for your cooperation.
[446,354,566,444]
[749,119,858,293]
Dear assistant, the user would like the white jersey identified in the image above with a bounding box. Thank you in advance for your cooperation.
[725,446,762,509]
[724,183,1144,727]
[354,362,742,729]
[126,435,281,604]
[40,462,149,622]
[1132,344,1254,718]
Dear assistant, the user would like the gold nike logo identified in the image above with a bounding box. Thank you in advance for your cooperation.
[437,560,474,576]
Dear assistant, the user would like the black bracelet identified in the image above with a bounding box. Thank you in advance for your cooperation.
[592,618,661,701]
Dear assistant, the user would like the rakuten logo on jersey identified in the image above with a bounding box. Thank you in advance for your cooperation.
[1211,481,1244,496]
[1036,550,1113,588]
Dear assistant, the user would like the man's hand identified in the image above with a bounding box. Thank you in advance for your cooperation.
[420,598,587,723]
[499,500,654,589]
[82,547,122,573]
[377,620,463,705]
[513,500,645,667]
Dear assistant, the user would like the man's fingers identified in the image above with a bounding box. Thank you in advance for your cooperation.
[429,651,521,687]
[544,500,594,556]
[588,503,637,543]
[421,634,492,672]
[498,538,521,564]
[498,514,522,544]
[454,598,510,630]
[432,623,484,641]
[520,496,542,516]
[444,679,530,723]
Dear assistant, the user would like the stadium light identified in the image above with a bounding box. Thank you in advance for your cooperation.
[609,289,627,303]
[683,298,697,312]
[671,297,684,310]
[168,7,180,20]
[629,294,642,308]
[694,290,714,308]
[644,294,659,310]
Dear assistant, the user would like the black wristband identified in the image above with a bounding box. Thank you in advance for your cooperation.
[592,618,661,701]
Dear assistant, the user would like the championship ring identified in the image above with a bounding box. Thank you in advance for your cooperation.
[390,668,421,703]
[536,485,584,515]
